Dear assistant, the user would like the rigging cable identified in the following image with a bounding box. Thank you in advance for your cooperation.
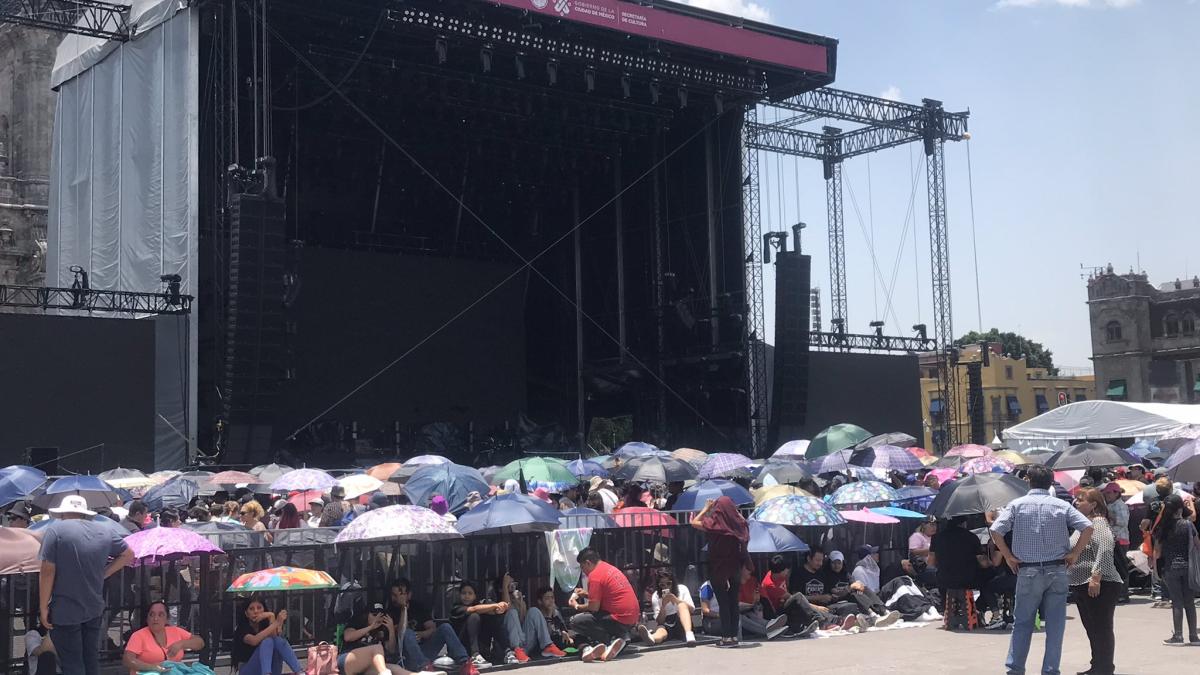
[966,138,983,332]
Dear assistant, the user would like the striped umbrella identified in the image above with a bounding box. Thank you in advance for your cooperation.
[697,453,754,480]
[850,445,924,472]
[671,448,710,468]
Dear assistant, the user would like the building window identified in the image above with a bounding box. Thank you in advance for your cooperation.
[928,368,939,379]
[930,398,945,423]
[1006,395,1022,420]
[1075,389,1087,402]
[1164,313,1181,337]
[1183,313,1196,336]
[1106,379,1127,400]
[1005,365,1014,380]
[1035,393,1049,414]
[1105,321,1122,342]
[991,396,1002,424]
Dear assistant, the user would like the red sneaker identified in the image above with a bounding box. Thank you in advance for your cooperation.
[459,662,479,675]
[513,647,530,663]
[542,644,568,658]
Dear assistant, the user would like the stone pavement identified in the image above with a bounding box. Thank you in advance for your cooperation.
[528,599,1189,674]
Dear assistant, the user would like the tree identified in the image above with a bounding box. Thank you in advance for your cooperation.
[957,328,1057,375]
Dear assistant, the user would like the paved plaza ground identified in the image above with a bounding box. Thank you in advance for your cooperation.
[531,599,1192,674]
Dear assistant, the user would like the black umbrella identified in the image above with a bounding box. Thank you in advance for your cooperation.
[249,463,293,483]
[932,454,966,469]
[612,456,698,483]
[854,432,918,451]
[1157,437,1194,454]
[1021,449,1056,465]
[1044,443,1138,471]
[142,477,199,511]
[754,460,813,485]
[928,473,1030,519]
[1143,451,1172,468]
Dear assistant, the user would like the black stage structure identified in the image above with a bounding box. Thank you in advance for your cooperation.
[194,0,838,464]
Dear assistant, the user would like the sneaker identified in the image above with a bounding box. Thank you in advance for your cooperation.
[985,618,1009,631]
[504,650,520,665]
[1189,635,1200,645]
[601,637,627,661]
[765,615,789,640]
[846,625,862,635]
[857,613,875,629]
[1163,636,1185,646]
[1153,601,1172,609]
[419,671,448,675]
[512,648,530,663]
[684,630,697,646]
[434,657,457,669]
[470,654,492,668]
[840,614,859,631]
[793,620,820,638]
[874,610,901,628]
[637,624,654,645]
[458,663,479,675]
[541,644,568,658]
[581,644,604,663]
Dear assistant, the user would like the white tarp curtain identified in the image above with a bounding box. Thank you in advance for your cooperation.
[1003,401,1200,445]
[51,0,188,88]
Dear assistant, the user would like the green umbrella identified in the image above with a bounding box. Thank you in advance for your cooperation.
[493,457,579,492]
[806,423,872,458]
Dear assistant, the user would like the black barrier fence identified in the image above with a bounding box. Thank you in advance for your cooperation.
[2,512,911,671]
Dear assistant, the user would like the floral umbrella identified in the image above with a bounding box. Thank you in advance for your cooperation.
[671,448,710,468]
[751,484,813,506]
[840,508,900,525]
[125,527,223,564]
[494,457,579,492]
[750,495,846,527]
[849,445,924,472]
[829,481,899,506]
[928,468,959,485]
[771,440,811,459]
[960,456,1017,475]
[270,468,337,492]
[946,444,993,458]
[227,566,337,593]
[334,505,463,543]
[697,453,754,480]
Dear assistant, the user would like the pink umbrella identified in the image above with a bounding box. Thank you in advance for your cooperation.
[611,507,678,538]
[961,456,1016,475]
[1054,470,1084,491]
[839,508,900,524]
[947,444,993,458]
[125,527,223,564]
[208,470,259,485]
[287,489,325,511]
[929,468,959,484]
[906,447,931,459]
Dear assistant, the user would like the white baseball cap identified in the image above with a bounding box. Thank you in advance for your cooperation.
[49,495,96,517]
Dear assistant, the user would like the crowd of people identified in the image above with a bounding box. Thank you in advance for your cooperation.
[5,445,1200,675]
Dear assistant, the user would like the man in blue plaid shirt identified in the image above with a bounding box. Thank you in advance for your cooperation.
[991,464,1093,675]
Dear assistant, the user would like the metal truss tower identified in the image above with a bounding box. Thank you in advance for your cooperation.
[822,126,847,329]
[742,107,768,456]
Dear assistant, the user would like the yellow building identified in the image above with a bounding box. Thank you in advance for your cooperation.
[918,344,1096,451]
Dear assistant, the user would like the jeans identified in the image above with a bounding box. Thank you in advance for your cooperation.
[400,624,468,670]
[1006,565,1069,675]
[568,611,632,645]
[50,615,102,675]
[844,589,888,616]
[519,609,554,653]
[711,578,740,639]
[238,636,303,675]
[1071,581,1119,675]
[1163,567,1197,638]
[778,594,835,631]
[458,612,508,660]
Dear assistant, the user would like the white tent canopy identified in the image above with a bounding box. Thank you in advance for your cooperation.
[1003,401,1200,451]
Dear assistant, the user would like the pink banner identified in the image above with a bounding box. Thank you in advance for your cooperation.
[482,0,829,74]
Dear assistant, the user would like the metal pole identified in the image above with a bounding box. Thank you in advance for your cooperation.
[652,131,667,431]
[741,108,766,456]
[705,126,720,349]
[614,156,627,360]
[574,183,586,451]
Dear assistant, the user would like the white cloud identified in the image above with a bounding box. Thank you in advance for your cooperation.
[994,0,1139,8]
[682,0,771,22]
[880,85,903,102]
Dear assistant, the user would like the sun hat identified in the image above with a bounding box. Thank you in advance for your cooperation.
[49,495,96,517]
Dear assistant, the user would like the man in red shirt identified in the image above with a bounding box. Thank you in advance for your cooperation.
[568,548,636,663]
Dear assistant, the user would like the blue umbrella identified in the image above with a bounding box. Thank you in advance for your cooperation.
[456,493,561,535]
[565,459,609,479]
[30,514,129,539]
[747,521,810,554]
[0,465,47,506]
[869,506,928,519]
[32,475,121,509]
[1126,439,1160,458]
[671,480,754,511]
[404,463,489,513]
[142,477,199,511]
[614,442,667,459]
[558,507,618,529]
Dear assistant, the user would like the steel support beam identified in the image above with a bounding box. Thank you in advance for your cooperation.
[809,330,935,353]
[926,136,957,452]
[0,285,192,314]
[741,107,767,456]
[823,126,847,331]
[0,0,130,41]
[705,126,720,349]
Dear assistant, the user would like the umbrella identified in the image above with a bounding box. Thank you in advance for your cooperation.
[614,442,666,459]
[387,464,428,485]
[697,453,754,480]
[992,451,1029,466]
[565,459,609,479]
[1143,450,1173,468]
[334,505,463,543]
[405,455,451,466]
[455,493,561,535]
[1126,440,1160,458]
[895,486,937,501]
[610,506,679,537]
[747,521,810,554]
[1112,479,1146,498]
[270,468,337,492]
[841,508,900,525]
[180,521,265,549]
[148,470,181,482]
[250,464,294,483]
[946,444,993,458]
[32,475,121,509]
[919,455,940,466]
[207,470,259,485]
[854,432,918,451]
[366,463,404,481]
[0,527,43,575]
[933,455,967,469]
[671,480,754,511]
[751,495,846,527]
[98,468,152,488]
[906,447,932,458]
[478,466,503,485]
[405,463,489,513]
[142,477,200,511]
[961,456,1017,475]
[0,465,47,506]
[337,474,384,500]
[1045,443,1138,470]
[1164,440,1200,482]
[752,484,813,505]
[1054,470,1084,491]
[1021,449,1057,465]
[810,448,856,474]
[755,460,813,486]
[1157,437,1197,453]
[806,424,872,458]
[928,468,959,485]
[850,445,924,472]
[671,448,710,467]
[928,473,1030,519]
[494,458,578,492]
[771,440,811,459]
[227,566,337,593]
[870,506,928,519]
[559,507,618,529]
[829,481,899,506]
[125,527,223,563]
[613,455,698,483]
[286,489,325,511]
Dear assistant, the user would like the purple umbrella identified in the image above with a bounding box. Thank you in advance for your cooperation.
[849,445,924,472]
[270,468,337,492]
[697,453,754,480]
[125,526,224,564]
[809,448,855,474]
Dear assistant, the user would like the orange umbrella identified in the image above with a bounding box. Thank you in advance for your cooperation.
[367,463,403,481]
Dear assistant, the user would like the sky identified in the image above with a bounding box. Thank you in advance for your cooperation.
[685,0,1200,369]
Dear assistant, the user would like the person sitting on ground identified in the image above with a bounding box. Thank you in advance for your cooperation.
[699,564,788,640]
[636,568,697,646]
[909,517,937,562]
[449,580,517,667]
[851,545,883,593]
[123,600,205,674]
[522,587,571,657]
[495,575,567,660]
[823,551,902,628]
[390,578,476,675]
[341,601,444,675]
[760,554,852,635]
[231,596,304,675]
[23,614,55,675]
[122,500,148,533]
[568,548,635,663]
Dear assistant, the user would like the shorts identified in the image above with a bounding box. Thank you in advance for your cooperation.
[337,651,349,673]
[660,614,685,641]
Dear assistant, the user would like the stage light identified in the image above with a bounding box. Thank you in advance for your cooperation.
[792,222,806,253]
[515,54,526,80]
[480,47,493,73]
[649,80,660,105]
[585,67,596,93]
[870,321,884,339]
[546,59,558,86]
[160,274,182,306]
[912,323,927,341]
[434,38,447,65]
[621,74,631,99]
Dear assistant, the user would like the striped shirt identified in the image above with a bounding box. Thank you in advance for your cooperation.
[1068,517,1122,586]
[990,489,1092,563]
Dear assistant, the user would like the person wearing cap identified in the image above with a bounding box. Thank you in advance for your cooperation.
[5,502,31,528]
[38,494,135,675]
[1101,481,1131,602]
[319,486,348,527]
[306,497,325,528]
